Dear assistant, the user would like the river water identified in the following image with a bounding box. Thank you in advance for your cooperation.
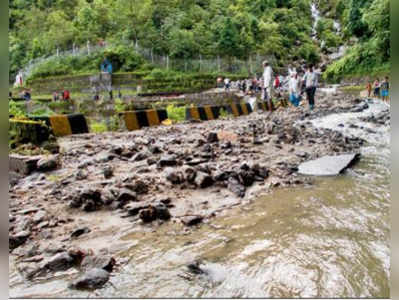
[9,96,390,298]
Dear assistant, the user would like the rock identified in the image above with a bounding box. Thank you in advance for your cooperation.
[43,251,77,272]
[110,145,123,155]
[95,151,115,163]
[165,168,184,184]
[103,165,113,179]
[9,155,41,175]
[186,159,209,166]
[43,243,66,255]
[32,210,47,223]
[187,260,206,275]
[148,144,163,154]
[298,153,361,176]
[147,158,157,165]
[253,137,263,145]
[37,156,58,172]
[238,169,255,187]
[75,170,88,180]
[207,132,219,143]
[183,166,196,183]
[252,164,269,179]
[71,227,91,238]
[125,202,149,216]
[69,188,103,211]
[227,177,246,198]
[155,204,171,220]
[81,255,115,272]
[37,221,49,229]
[69,268,110,290]
[131,180,148,194]
[181,215,203,226]
[9,230,30,250]
[194,172,213,188]
[102,188,118,205]
[131,151,148,162]
[139,206,158,223]
[158,155,178,167]
[116,189,137,208]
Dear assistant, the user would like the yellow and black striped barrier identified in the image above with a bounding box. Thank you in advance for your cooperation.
[186,103,253,121]
[120,109,168,131]
[31,114,89,137]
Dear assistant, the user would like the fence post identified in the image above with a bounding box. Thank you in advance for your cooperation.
[151,48,154,64]
[199,54,202,72]
[87,40,91,55]
[217,55,220,72]
[166,55,169,70]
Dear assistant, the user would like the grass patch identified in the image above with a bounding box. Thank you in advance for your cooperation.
[340,86,364,92]
[90,121,108,133]
[219,108,232,119]
[166,104,186,122]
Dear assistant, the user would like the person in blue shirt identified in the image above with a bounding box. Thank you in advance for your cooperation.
[101,57,113,74]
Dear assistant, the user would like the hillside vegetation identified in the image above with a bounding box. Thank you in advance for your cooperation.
[9,0,389,82]
[322,0,390,82]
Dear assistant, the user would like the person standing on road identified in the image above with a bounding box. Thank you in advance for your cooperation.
[373,79,381,98]
[301,64,318,110]
[224,77,230,91]
[381,76,389,102]
[366,81,372,98]
[289,72,300,107]
[262,60,273,110]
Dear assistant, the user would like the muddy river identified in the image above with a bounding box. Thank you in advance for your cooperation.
[9,97,390,298]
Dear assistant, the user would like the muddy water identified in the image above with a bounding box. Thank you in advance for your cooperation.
[9,98,390,298]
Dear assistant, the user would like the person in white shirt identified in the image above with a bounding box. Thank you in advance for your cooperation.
[262,60,274,110]
[224,78,230,91]
[301,64,319,110]
[288,65,297,76]
[288,72,300,107]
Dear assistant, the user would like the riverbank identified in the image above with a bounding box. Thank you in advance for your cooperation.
[9,88,389,297]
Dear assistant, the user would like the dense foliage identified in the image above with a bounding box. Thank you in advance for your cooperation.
[323,0,390,82]
[10,0,322,79]
[9,0,389,82]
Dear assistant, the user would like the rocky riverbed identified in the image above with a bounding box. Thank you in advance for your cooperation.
[9,89,387,294]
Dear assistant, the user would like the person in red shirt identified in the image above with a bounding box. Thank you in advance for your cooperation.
[63,90,70,101]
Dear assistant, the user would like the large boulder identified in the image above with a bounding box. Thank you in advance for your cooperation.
[298,153,360,176]
[69,268,110,290]
[9,230,30,250]
[37,155,59,172]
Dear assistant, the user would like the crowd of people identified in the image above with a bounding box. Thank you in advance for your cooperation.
[52,90,71,102]
[367,77,390,102]
[221,61,322,111]
[222,61,390,112]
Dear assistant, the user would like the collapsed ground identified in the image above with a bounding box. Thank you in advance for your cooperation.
[9,90,380,291]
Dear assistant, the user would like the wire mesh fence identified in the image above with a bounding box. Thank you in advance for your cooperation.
[18,40,279,80]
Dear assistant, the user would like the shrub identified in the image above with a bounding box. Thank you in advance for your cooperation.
[219,108,231,119]
[90,121,108,133]
[166,104,186,122]
[9,100,26,118]
[114,98,126,113]
[27,44,145,81]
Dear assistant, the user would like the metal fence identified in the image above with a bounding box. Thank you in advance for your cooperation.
[18,40,278,80]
